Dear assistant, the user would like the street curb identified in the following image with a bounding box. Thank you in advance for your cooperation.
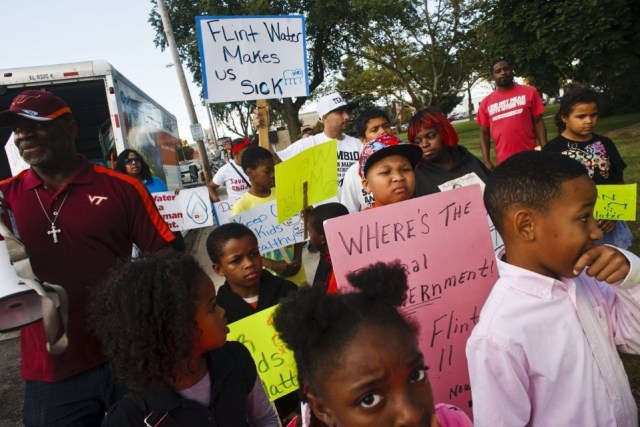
[0,331,19,341]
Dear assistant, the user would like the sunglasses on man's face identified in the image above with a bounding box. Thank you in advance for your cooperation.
[124,156,142,165]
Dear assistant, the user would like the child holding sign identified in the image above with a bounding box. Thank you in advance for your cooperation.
[207,222,299,423]
[90,253,280,426]
[543,88,632,249]
[467,151,640,426]
[274,261,473,427]
[232,145,307,286]
[207,223,298,323]
[358,133,423,208]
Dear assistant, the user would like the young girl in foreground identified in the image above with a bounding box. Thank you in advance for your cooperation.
[274,261,472,427]
[90,253,280,426]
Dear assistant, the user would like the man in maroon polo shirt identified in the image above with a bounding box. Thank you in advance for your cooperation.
[0,90,175,427]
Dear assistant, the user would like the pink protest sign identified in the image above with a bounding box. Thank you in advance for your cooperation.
[324,185,497,418]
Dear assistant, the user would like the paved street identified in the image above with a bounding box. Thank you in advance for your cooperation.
[0,331,21,426]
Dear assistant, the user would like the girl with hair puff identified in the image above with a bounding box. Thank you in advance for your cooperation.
[273,261,472,427]
[90,253,280,427]
[408,107,490,196]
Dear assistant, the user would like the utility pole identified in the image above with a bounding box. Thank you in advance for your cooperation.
[205,103,219,148]
[155,0,212,182]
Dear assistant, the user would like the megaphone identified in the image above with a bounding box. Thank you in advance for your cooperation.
[0,240,60,332]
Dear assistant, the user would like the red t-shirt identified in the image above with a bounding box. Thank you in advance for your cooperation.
[0,157,175,382]
[477,83,545,164]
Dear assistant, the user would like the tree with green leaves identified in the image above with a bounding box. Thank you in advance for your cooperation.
[149,0,346,141]
[476,0,640,113]
[178,139,194,161]
[207,101,254,139]
[336,0,485,115]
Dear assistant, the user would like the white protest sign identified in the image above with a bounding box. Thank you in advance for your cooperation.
[228,200,305,253]
[213,197,240,225]
[324,186,498,418]
[437,172,485,193]
[437,172,504,257]
[153,187,214,231]
[196,15,309,103]
[4,135,29,176]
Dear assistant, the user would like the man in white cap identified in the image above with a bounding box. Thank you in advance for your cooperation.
[277,93,361,194]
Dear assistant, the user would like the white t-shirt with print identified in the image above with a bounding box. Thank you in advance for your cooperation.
[212,160,250,200]
[340,162,375,213]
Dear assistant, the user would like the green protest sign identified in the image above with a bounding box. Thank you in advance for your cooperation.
[595,184,637,221]
[228,305,297,400]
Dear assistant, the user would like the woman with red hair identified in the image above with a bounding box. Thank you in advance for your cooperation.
[408,107,489,196]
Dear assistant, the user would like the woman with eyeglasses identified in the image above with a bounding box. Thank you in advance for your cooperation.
[115,149,169,193]
[115,149,185,252]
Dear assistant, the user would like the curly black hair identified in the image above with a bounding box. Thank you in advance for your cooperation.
[553,87,599,134]
[354,108,389,139]
[484,150,588,234]
[89,253,207,393]
[240,145,273,174]
[273,261,416,398]
[114,148,153,182]
[306,203,349,237]
[206,222,258,264]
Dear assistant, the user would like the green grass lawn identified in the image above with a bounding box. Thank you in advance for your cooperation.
[449,104,640,252]
[430,104,640,412]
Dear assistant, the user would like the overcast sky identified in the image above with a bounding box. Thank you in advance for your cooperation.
[0,0,215,141]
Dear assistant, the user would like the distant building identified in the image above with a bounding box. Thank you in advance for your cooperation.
[299,110,320,128]
[452,77,546,117]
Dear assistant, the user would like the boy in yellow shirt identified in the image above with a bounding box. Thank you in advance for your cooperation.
[231,145,306,286]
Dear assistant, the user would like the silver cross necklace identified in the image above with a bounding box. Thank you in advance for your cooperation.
[34,188,70,244]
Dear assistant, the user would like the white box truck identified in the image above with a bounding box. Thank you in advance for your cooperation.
[0,60,182,187]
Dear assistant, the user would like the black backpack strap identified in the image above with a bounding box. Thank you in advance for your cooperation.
[228,161,251,187]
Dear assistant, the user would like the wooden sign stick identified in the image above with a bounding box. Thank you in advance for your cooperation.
[278,248,292,263]
[302,181,309,240]
[256,99,270,150]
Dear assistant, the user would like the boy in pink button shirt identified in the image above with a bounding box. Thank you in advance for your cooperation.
[466,150,640,426]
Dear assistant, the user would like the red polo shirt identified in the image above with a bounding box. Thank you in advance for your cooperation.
[0,156,175,382]
[477,83,545,164]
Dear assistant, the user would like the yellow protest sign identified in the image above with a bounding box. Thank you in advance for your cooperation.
[228,305,298,401]
[275,140,338,223]
[595,184,637,221]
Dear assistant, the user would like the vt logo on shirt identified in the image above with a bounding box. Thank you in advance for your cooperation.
[88,195,109,205]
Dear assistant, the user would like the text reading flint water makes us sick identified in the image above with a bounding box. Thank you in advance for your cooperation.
[205,19,303,96]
